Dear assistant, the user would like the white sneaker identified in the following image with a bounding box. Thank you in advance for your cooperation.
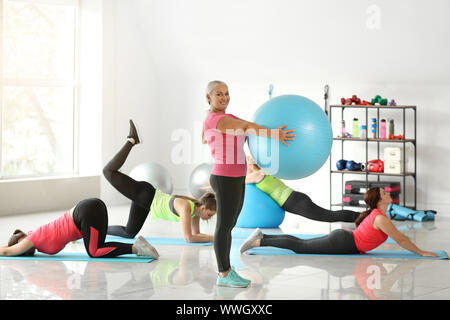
[239,228,263,254]
[134,235,159,259]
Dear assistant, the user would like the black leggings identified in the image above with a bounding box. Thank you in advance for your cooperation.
[282,191,359,223]
[73,198,133,258]
[103,141,156,238]
[260,229,359,254]
[210,174,246,273]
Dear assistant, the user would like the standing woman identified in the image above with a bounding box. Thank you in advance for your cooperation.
[202,80,295,287]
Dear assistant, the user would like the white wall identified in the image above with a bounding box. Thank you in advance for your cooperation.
[102,0,160,205]
[101,0,450,216]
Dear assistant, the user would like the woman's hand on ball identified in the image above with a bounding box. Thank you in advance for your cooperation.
[273,124,296,146]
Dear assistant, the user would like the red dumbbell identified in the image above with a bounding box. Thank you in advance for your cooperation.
[351,95,361,105]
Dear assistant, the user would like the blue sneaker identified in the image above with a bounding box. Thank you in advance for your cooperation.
[231,267,251,285]
[217,268,251,288]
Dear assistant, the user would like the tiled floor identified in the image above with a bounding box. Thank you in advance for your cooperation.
[0,204,449,300]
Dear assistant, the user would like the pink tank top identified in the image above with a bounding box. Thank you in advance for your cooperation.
[352,209,388,253]
[26,211,83,254]
[203,111,247,177]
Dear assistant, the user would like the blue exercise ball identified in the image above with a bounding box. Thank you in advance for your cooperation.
[248,95,332,180]
[236,184,285,228]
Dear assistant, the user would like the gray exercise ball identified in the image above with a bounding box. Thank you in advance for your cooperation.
[189,162,213,198]
[129,162,173,194]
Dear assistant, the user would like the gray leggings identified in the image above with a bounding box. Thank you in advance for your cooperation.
[210,174,246,272]
[260,229,359,254]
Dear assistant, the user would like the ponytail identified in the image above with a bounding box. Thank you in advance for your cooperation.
[173,192,216,211]
[173,194,200,205]
[355,210,371,227]
[198,192,216,211]
[355,187,382,227]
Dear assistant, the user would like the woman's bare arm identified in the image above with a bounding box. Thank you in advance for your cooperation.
[216,117,295,146]
[179,202,213,243]
[0,239,34,257]
[374,215,438,257]
[245,170,266,184]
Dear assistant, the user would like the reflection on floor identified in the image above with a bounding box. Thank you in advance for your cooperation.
[0,204,449,300]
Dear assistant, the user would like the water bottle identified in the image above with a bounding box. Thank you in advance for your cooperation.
[352,118,359,138]
[380,119,386,139]
[371,118,377,139]
[360,125,367,138]
[340,120,346,137]
[389,119,395,136]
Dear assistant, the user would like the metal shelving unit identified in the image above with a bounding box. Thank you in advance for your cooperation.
[329,104,417,210]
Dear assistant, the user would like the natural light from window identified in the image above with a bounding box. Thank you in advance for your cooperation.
[0,0,78,178]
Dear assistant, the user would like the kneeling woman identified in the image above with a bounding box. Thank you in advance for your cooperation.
[240,187,439,257]
[0,198,159,259]
[103,120,216,243]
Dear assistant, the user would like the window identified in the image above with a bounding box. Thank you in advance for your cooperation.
[0,0,78,178]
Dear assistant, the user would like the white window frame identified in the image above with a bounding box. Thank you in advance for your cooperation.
[0,0,80,180]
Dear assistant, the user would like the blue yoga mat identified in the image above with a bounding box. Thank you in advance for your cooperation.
[247,247,449,260]
[387,204,436,222]
[85,236,212,246]
[231,229,396,244]
[0,252,153,263]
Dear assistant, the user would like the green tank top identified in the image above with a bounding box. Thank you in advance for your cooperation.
[150,189,196,222]
[255,174,294,207]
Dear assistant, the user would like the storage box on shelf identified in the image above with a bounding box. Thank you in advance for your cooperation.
[384,147,404,174]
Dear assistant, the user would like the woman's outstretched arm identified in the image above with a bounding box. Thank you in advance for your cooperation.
[216,117,295,146]
[374,215,438,257]
[0,239,34,256]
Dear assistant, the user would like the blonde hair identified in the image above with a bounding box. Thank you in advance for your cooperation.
[206,80,227,96]
[202,80,228,144]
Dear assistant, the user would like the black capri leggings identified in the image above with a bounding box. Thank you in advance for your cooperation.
[103,141,156,238]
[210,174,246,273]
[73,198,133,258]
[282,191,360,223]
[260,229,359,255]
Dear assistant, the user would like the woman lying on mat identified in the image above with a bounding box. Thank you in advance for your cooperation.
[245,155,360,223]
[103,120,215,243]
[0,198,159,259]
[240,187,439,257]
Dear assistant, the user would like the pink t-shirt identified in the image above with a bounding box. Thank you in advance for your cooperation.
[26,211,83,254]
[352,209,388,253]
[203,112,247,177]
